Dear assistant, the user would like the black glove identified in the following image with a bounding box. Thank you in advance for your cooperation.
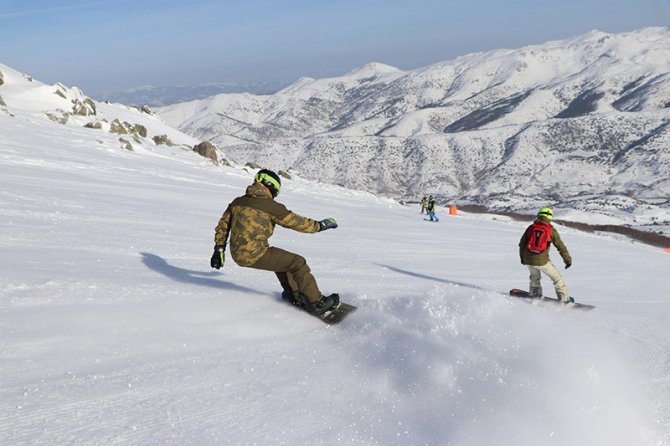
[210,244,226,269]
[565,261,572,269]
[319,218,338,231]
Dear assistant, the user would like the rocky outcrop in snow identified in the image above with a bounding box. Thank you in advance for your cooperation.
[193,140,219,164]
[0,62,212,170]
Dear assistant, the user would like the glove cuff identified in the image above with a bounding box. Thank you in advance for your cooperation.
[214,244,226,252]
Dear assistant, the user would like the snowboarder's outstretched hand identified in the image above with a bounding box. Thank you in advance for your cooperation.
[565,261,572,269]
[319,218,338,231]
[210,245,226,269]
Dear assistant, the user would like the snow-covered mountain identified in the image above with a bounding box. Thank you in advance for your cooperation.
[157,27,670,233]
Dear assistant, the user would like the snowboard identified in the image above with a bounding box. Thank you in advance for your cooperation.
[509,288,595,310]
[423,219,440,223]
[281,293,357,324]
[317,301,358,324]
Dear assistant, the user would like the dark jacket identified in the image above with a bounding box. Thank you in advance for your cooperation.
[519,218,572,266]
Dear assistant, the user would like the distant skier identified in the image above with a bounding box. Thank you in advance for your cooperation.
[426,195,439,222]
[420,195,428,214]
[210,169,340,315]
[518,207,573,303]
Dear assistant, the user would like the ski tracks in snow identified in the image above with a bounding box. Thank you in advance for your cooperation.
[0,346,304,445]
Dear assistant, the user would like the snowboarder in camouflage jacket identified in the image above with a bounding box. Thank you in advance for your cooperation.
[210,169,340,315]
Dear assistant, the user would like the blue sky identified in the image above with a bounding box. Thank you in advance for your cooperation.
[1,0,667,96]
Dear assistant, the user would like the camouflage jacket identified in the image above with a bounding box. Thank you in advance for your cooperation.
[214,181,321,267]
[519,219,572,266]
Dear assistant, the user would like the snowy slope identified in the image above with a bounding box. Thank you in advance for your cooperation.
[2,71,670,445]
[157,27,670,234]
[0,63,215,160]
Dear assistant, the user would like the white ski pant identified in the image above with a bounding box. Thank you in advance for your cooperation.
[527,261,569,301]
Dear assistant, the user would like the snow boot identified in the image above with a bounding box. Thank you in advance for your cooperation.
[558,293,575,304]
[281,290,302,307]
[529,286,543,298]
[301,293,340,315]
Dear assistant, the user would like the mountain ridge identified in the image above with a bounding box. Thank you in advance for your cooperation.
[96,80,287,107]
[156,27,670,234]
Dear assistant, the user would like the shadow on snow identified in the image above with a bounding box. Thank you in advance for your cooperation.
[376,263,492,292]
[140,252,266,296]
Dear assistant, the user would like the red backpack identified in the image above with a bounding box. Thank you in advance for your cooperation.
[526,221,553,254]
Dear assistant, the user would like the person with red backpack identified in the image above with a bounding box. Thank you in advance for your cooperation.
[518,207,574,303]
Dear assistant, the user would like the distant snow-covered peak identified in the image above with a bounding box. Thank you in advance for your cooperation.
[344,62,403,78]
